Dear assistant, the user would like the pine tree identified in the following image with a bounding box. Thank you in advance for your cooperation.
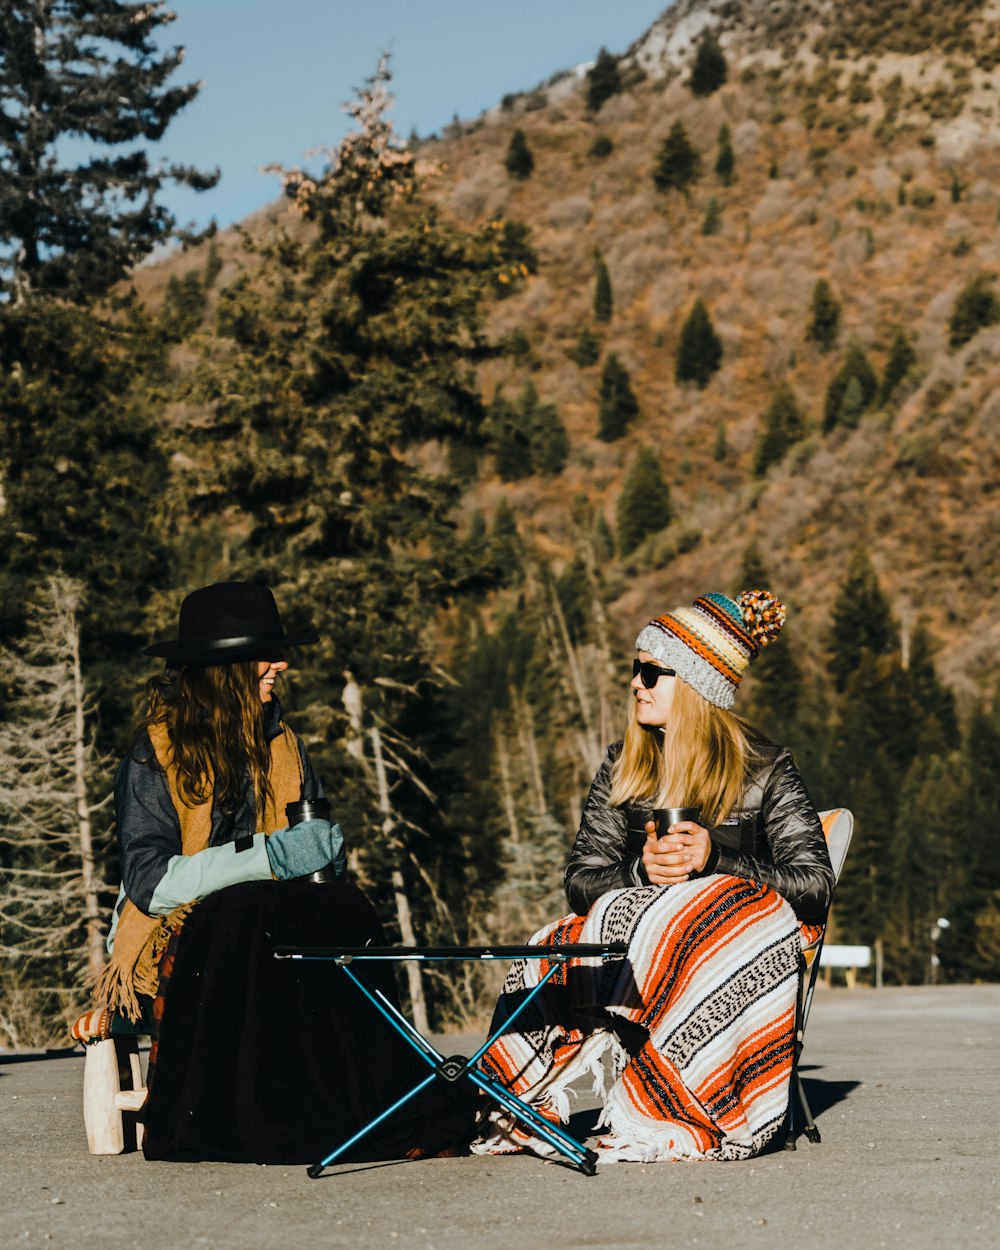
[882,758,940,983]
[0,1,216,303]
[161,270,206,340]
[737,543,803,740]
[806,278,841,351]
[689,30,728,97]
[555,555,593,645]
[823,341,878,431]
[715,123,735,185]
[491,383,569,479]
[505,128,535,179]
[525,383,570,476]
[490,501,523,584]
[653,122,702,194]
[829,638,927,962]
[490,389,532,482]
[593,513,616,561]
[448,436,480,484]
[941,695,1000,980]
[701,197,722,236]
[617,448,672,556]
[829,548,896,692]
[0,301,170,736]
[880,327,917,404]
[752,382,805,475]
[883,738,968,985]
[947,272,1000,349]
[675,298,723,387]
[203,238,223,288]
[597,353,639,441]
[905,622,958,755]
[827,652,898,946]
[586,49,622,113]
[713,421,729,461]
[594,254,613,322]
[570,324,601,367]
[839,375,867,427]
[181,59,532,947]
[502,327,534,364]
[739,540,769,591]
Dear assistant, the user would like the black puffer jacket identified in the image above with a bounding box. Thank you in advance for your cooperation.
[564,739,835,923]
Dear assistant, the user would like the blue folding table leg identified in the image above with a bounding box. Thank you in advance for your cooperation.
[307,959,598,1177]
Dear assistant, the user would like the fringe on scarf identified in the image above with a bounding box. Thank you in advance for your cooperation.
[90,903,195,1023]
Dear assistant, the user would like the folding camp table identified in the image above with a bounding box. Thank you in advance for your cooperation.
[273,942,629,1177]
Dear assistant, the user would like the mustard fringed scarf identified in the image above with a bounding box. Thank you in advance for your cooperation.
[94,719,304,1022]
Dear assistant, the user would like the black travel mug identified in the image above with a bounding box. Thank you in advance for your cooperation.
[284,796,336,884]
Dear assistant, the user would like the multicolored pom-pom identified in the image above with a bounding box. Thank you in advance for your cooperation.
[738,589,786,649]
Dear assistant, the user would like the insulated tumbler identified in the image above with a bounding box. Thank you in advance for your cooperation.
[653,806,702,835]
[284,796,336,883]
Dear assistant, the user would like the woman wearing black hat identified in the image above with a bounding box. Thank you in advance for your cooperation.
[89,582,470,1163]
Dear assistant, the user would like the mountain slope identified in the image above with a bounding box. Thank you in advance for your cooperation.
[143,0,1000,702]
[415,0,1000,699]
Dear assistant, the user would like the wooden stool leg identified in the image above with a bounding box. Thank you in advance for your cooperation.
[83,1036,145,1154]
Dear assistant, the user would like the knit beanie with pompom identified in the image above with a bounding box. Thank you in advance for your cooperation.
[634,589,785,710]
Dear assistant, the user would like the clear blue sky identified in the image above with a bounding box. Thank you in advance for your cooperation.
[150,0,671,230]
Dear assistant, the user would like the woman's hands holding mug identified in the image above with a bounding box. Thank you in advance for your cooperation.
[642,818,712,885]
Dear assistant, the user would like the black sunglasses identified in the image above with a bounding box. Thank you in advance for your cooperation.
[633,658,676,689]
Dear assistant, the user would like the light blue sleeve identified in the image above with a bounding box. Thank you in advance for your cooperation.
[106,883,127,954]
[146,833,274,916]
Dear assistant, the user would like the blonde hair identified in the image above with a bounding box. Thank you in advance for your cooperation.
[608,678,757,826]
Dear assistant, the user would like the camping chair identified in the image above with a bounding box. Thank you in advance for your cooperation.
[784,806,855,1150]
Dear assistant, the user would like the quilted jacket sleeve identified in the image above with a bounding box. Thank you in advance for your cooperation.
[704,748,835,923]
[564,744,647,916]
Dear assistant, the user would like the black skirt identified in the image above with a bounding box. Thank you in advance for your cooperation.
[142,878,474,1164]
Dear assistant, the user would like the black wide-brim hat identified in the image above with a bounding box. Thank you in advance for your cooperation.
[143,582,319,666]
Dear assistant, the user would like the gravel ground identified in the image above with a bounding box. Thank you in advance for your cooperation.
[1,984,998,1250]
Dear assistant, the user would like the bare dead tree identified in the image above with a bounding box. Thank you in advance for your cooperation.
[512,690,547,819]
[486,691,570,947]
[0,575,111,1027]
[339,671,430,1033]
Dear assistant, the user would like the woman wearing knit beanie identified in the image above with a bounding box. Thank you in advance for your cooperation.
[475,590,834,1165]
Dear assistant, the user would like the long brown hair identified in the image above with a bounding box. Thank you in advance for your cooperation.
[141,661,274,820]
[609,678,759,826]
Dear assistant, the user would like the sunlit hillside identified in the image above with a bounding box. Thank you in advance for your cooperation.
[141,0,1000,704]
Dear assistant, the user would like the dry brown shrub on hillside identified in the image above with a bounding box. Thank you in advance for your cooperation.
[832,228,875,274]
[546,195,593,228]
[740,260,813,320]
[761,318,795,377]
[605,235,675,307]
[749,180,793,226]
[449,169,509,222]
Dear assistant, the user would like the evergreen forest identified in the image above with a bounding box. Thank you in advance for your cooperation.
[1,0,999,1043]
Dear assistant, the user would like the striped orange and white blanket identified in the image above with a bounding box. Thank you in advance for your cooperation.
[473,876,813,1163]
